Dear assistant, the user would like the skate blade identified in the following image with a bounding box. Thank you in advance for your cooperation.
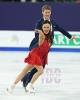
[4,88,12,95]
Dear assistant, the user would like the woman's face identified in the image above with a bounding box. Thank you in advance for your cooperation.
[42,23,51,34]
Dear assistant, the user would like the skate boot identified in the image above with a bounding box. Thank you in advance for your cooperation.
[26,83,35,93]
[6,84,15,94]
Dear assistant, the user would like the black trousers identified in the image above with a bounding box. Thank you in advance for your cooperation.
[21,64,45,83]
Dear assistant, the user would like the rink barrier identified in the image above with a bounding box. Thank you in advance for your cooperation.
[0,47,80,52]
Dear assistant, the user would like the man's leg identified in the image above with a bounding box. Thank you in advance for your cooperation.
[21,68,37,88]
[28,64,45,82]
[21,72,31,87]
[21,64,45,88]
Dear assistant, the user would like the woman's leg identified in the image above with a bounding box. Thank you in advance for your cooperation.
[13,64,33,85]
[7,64,33,93]
[30,65,44,84]
[26,65,44,92]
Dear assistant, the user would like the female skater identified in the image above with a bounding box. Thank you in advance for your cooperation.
[7,20,53,93]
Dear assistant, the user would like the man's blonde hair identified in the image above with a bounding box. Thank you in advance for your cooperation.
[42,5,51,12]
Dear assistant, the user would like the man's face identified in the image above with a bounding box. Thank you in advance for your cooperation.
[42,10,51,20]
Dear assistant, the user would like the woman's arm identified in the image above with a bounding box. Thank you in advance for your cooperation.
[35,29,45,45]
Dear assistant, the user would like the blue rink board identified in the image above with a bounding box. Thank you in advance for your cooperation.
[0,47,80,52]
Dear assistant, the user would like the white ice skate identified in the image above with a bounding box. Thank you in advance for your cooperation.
[6,84,15,94]
[26,83,35,93]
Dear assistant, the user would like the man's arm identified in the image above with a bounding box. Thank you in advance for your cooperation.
[53,22,72,39]
[29,19,42,50]
[35,18,44,37]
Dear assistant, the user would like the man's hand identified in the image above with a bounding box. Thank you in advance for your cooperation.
[35,29,42,33]
[71,36,76,40]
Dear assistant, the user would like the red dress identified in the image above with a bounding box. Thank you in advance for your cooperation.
[24,38,50,65]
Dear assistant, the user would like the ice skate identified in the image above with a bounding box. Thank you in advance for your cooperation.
[6,84,15,94]
[26,83,35,93]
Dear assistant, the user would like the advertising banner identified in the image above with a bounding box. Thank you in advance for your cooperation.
[0,31,80,52]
